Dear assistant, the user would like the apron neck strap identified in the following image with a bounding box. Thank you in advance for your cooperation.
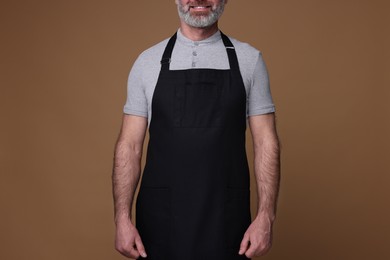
[220,31,240,71]
[160,31,240,71]
[160,32,177,71]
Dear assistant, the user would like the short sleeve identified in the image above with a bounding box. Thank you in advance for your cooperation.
[247,53,275,116]
[123,55,148,118]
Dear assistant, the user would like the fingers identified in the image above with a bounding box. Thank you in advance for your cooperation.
[135,234,147,258]
[115,231,147,259]
[116,242,140,259]
[244,239,257,258]
[244,237,272,258]
[238,231,272,258]
[238,232,250,255]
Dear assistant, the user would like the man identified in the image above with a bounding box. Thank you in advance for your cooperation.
[112,0,280,259]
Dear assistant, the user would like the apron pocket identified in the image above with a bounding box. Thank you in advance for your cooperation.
[136,187,172,249]
[225,187,252,250]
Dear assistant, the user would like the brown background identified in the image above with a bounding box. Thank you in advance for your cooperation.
[1,0,389,259]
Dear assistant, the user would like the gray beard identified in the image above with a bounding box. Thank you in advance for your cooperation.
[177,1,225,28]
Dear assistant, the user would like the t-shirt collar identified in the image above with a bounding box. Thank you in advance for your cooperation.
[176,28,222,46]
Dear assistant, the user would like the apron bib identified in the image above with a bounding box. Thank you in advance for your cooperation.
[136,32,252,260]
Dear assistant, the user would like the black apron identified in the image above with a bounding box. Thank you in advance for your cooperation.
[136,32,252,260]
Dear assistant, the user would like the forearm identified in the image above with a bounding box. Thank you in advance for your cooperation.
[112,138,143,225]
[253,133,280,223]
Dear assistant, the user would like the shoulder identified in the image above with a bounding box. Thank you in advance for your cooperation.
[225,34,263,80]
[226,35,262,71]
[227,35,261,58]
[128,36,170,78]
[136,37,170,65]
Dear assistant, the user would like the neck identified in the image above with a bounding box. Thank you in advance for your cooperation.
[179,21,219,41]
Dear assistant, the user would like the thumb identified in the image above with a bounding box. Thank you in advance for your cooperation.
[238,233,250,255]
[135,234,147,258]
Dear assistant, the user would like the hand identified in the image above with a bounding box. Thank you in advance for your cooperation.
[115,218,147,259]
[238,215,273,258]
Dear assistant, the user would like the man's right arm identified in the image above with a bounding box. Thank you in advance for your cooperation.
[112,114,148,259]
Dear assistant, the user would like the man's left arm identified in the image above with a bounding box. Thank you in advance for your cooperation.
[238,113,281,258]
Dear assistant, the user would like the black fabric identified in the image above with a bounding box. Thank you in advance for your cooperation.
[136,31,252,260]
[160,32,177,71]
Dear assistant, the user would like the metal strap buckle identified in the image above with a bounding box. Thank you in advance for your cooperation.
[161,58,171,64]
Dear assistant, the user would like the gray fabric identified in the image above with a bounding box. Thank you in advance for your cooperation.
[124,28,275,126]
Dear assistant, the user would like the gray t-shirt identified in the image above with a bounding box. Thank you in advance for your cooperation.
[124,29,275,126]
